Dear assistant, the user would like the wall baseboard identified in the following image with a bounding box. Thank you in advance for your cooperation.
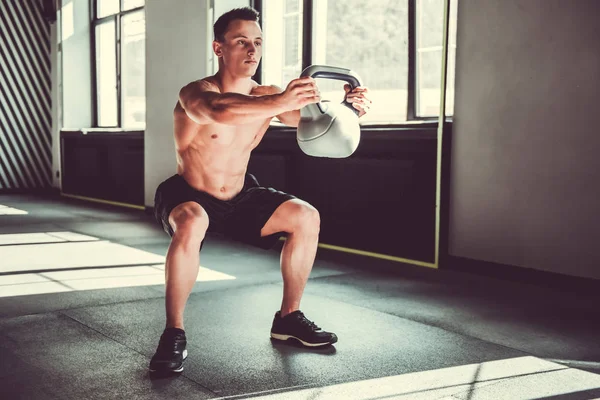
[61,193,144,210]
[445,255,600,295]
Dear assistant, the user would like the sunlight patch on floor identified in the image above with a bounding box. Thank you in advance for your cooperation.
[0,232,235,298]
[1,240,166,273]
[245,356,600,400]
[0,232,99,246]
[0,204,28,215]
[0,265,234,298]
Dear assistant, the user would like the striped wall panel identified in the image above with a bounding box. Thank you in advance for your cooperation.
[0,0,52,191]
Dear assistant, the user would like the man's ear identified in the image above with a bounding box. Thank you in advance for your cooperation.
[213,41,222,57]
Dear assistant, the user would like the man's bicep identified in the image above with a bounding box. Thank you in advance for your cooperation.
[178,80,220,124]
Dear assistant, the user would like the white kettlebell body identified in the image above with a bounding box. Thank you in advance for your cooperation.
[297,65,362,158]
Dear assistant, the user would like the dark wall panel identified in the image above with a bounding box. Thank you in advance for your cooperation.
[0,0,52,191]
[61,131,144,206]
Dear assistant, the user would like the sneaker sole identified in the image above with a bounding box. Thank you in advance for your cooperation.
[270,333,337,347]
[149,349,188,373]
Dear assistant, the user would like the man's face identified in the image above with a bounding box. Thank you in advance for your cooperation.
[215,19,263,77]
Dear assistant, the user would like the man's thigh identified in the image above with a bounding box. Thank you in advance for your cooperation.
[154,175,195,237]
[225,186,296,249]
[154,175,228,238]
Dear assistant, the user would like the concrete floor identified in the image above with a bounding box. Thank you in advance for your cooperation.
[1,194,599,400]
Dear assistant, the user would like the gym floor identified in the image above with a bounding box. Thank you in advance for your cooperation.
[1,194,599,400]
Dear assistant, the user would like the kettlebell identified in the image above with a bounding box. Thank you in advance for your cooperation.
[297,65,363,158]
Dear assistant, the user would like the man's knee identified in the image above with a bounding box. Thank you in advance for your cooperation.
[169,202,209,241]
[287,200,320,236]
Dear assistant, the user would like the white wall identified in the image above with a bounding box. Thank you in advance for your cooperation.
[450,0,600,279]
[144,0,211,206]
[144,0,248,206]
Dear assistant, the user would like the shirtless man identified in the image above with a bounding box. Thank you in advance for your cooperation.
[150,7,371,373]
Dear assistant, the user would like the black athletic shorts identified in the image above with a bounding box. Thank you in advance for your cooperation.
[154,173,296,250]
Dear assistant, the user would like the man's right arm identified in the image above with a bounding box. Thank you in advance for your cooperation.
[178,77,319,126]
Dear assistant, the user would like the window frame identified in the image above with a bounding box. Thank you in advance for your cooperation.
[90,0,145,128]
[253,0,452,125]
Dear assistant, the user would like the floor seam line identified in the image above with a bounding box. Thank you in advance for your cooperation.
[296,288,557,361]
[57,311,219,395]
[0,281,281,319]
[0,262,166,276]
[38,273,76,291]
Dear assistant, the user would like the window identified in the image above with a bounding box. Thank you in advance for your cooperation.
[262,0,304,88]
[92,0,145,128]
[121,11,145,128]
[259,0,458,124]
[95,20,117,126]
[312,0,409,123]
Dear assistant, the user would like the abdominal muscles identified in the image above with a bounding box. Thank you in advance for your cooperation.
[177,133,254,200]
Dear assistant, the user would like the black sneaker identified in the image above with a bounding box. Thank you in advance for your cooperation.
[270,310,337,347]
[149,328,188,373]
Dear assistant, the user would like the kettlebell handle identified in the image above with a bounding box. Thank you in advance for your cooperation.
[300,65,362,89]
[300,65,362,116]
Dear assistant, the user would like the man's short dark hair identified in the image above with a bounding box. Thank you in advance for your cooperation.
[213,7,260,42]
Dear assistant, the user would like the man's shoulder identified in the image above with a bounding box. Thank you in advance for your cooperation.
[183,76,221,92]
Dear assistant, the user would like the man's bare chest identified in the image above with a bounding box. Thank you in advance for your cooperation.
[195,121,269,150]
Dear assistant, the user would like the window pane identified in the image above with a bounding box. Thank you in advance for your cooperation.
[416,0,458,117]
[122,0,144,11]
[312,0,409,123]
[285,0,299,13]
[95,20,118,127]
[121,10,146,128]
[262,0,303,88]
[97,0,120,18]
